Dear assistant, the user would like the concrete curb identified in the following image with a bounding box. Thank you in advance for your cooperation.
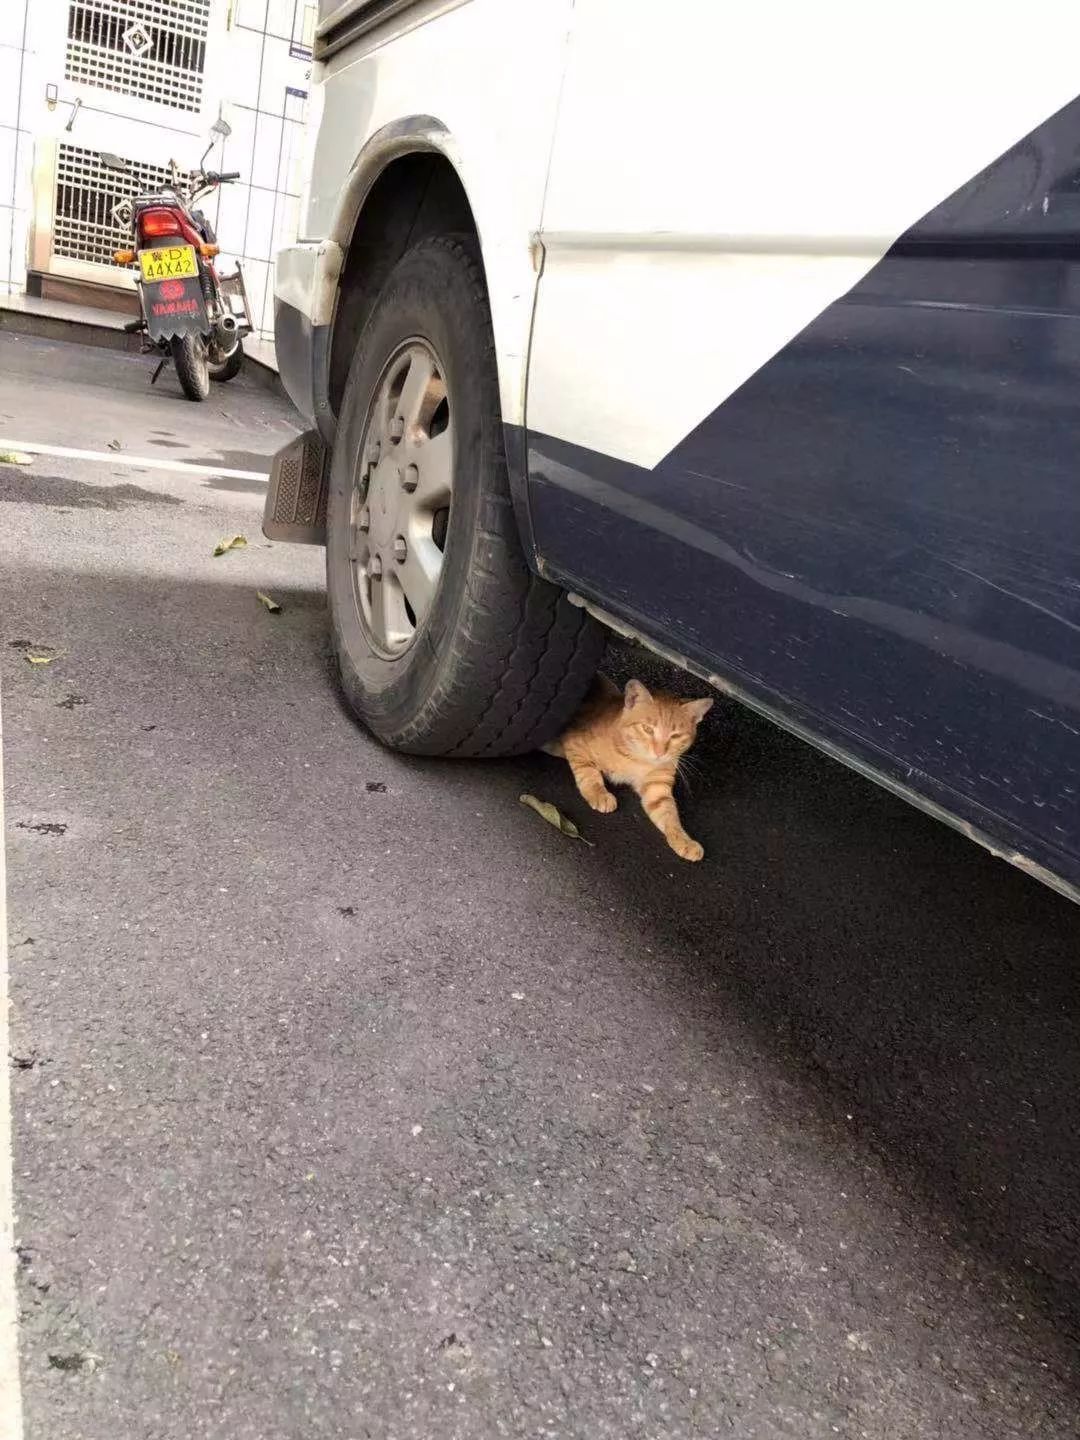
[0,306,285,397]
[0,304,142,354]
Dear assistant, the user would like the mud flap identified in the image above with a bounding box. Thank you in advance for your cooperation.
[143,276,209,343]
[263,429,329,543]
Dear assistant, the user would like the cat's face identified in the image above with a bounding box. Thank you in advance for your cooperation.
[619,679,712,762]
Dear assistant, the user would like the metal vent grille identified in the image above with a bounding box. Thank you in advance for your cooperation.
[66,0,211,113]
[53,143,194,269]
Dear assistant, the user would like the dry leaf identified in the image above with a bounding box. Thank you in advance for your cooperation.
[256,591,281,613]
[519,793,594,846]
[25,653,58,666]
[106,439,122,451]
[212,534,248,556]
[0,451,33,466]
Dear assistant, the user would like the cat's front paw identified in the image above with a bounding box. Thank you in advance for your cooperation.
[589,789,617,814]
[671,834,704,862]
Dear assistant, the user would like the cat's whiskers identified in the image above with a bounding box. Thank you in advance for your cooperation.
[674,756,704,796]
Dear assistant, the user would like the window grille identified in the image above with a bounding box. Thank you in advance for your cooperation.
[53,143,194,269]
[65,0,211,113]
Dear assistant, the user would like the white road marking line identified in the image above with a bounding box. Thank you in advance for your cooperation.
[0,439,268,482]
[0,691,25,1440]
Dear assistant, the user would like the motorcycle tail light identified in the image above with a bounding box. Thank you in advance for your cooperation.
[139,208,183,238]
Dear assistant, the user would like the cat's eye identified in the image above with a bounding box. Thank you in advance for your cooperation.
[671,731,687,742]
[641,724,655,736]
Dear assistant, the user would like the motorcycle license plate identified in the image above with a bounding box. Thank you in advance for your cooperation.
[138,245,198,282]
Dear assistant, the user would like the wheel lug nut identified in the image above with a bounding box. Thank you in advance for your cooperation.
[357,505,370,532]
[393,536,407,563]
[401,463,418,492]
[389,416,405,440]
[369,554,383,579]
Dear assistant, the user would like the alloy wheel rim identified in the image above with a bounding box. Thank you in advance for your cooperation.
[349,338,453,657]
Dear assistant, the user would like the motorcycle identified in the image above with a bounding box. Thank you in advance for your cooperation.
[107,120,254,402]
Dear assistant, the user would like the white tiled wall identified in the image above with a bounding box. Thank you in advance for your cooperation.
[0,0,314,343]
[203,0,314,339]
[0,0,33,299]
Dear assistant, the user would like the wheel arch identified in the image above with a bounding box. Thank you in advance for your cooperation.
[323,117,485,423]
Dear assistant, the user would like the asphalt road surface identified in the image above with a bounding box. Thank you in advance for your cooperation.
[2,330,1079,1439]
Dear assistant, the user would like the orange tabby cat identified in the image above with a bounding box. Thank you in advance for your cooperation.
[545,676,713,861]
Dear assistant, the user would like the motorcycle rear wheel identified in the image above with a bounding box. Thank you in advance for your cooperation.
[209,339,244,383]
[171,334,210,401]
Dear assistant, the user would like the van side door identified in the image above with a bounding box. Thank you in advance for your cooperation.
[524,0,1080,893]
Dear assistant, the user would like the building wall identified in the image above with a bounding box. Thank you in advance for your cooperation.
[0,0,313,340]
[1,1,34,299]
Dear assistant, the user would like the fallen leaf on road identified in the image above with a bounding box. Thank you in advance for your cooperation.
[212,534,247,556]
[14,639,61,665]
[256,591,282,613]
[0,451,33,466]
[519,793,595,846]
[106,439,122,451]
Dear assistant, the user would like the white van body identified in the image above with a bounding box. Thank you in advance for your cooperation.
[279,0,1080,462]
[267,0,1080,899]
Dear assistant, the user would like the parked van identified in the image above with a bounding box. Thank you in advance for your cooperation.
[266,0,1080,902]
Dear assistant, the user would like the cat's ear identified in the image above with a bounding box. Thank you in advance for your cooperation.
[682,696,714,724]
[623,678,651,710]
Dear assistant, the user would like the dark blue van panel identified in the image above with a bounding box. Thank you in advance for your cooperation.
[525,98,1080,896]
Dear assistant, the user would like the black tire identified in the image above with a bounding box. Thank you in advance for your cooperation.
[171,334,210,401]
[327,234,604,758]
[209,339,244,383]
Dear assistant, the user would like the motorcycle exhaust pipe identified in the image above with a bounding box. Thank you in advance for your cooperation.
[212,313,239,351]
